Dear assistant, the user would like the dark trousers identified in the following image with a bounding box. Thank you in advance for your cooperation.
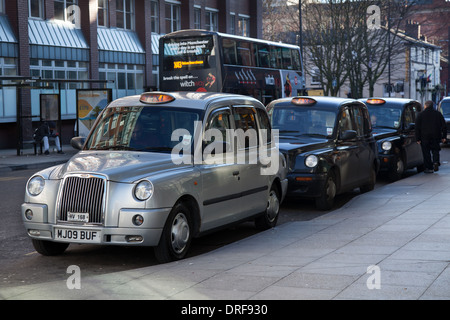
[421,138,441,170]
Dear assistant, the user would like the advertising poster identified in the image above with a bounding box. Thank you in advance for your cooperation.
[76,89,112,137]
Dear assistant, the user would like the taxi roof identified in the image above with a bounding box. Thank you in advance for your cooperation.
[268,96,364,111]
[359,97,420,108]
[107,91,263,110]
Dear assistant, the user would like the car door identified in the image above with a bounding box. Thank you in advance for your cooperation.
[200,106,244,231]
[352,104,373,184]
[335,106,361,190]
[231,106,268,218]
[403,103,423,166]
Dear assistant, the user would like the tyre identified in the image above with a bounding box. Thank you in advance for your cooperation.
[255,184,280,230]
[388,156,404,181]
[154,202,192,263]
[315,171,337,211]
[360,165,376,193]
[32,239,69,256]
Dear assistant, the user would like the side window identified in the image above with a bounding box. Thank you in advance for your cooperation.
[338,107,355,137]
[233,107,258,149]
[256,108,272,145]
[404,105,415,126]
[204,108,232,147]
[353,106,365,137]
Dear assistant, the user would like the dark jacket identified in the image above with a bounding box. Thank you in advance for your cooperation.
[33,123,50,142]
[415,107,447,141]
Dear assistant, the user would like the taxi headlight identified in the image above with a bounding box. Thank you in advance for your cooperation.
[381,141,392,151]
[305,155,319,168]
[134,180,154,201]
[27,176,45,196]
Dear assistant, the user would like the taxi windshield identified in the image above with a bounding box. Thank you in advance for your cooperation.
[85,106,202,152]
[268,106,337,138]
[367,104,402,129]
[440,101,450,116]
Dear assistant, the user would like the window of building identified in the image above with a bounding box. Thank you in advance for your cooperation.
[238,15,250,37]
[98,0,108,27]
[205,9,218,32]
[29,0,44,19]
[194,7,201,29]
[99,63,144,92]
[230,13,236,35]
[151,0,159,33]
[165,2,180,33]
[116,0,135,30]
[30,59,89,89]
[54,0,78,22]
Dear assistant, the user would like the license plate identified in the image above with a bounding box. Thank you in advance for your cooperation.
[67,212,89,223]
[54,227,101,243]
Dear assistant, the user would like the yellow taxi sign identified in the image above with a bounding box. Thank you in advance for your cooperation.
[140,92,175,104]
[291,97,317,106]
[366,98,386,105]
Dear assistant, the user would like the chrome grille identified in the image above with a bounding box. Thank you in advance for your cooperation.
[59,175,106,224]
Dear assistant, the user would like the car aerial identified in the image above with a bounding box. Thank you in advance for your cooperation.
[360,98,424,181]
[22,91,288,263]
[266,96,378,210]
[438,96,450,143]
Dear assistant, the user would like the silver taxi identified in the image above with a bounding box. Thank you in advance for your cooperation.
[22,92,287,263]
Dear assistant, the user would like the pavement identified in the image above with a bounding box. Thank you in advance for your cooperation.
[1,145,450,301]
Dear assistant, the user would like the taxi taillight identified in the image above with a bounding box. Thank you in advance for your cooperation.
[140,92,175,104]
[366,98,386,105]
[291,97,317,106]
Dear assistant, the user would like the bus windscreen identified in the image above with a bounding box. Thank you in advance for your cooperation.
[161,36,218,92]
[163,36,215,72]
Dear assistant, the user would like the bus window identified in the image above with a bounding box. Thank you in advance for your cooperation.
[222,38,237,65]
[237,41,254,67]
[270,46,281,69]
[291,49,302,71]
[257,44,270,68]
[281,48,292,70]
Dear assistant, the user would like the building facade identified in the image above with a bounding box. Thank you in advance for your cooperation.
[0,0,262,149]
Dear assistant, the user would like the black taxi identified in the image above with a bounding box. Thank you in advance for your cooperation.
[360,98,424,181]
[438,96,450,143]
[266,96,378,210]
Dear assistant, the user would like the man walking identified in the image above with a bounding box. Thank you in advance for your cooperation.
[415,100,447,173]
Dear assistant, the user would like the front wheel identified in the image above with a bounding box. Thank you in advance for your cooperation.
[360,165,376,193]
[32,239,69,256]
[154,202,192,263]
[388,156,404,181]
[255,185,280,230]
[315,172,337,210]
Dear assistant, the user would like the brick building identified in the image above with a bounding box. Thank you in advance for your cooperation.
[0,0,262,149]
[407,0,450,96]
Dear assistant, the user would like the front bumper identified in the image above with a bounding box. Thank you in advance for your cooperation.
[377,154,396,172]
[286,172,327,198]
[21,203,171,247]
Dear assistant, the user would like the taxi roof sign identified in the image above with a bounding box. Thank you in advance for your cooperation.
[291,97,317,106]
[366,98,386,105]
[140,92,175,104]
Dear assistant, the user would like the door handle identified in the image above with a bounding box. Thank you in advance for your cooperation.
[233,171,240,176]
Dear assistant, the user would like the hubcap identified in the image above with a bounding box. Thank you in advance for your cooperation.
[170,212,190,254]
[266,190,280,222]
